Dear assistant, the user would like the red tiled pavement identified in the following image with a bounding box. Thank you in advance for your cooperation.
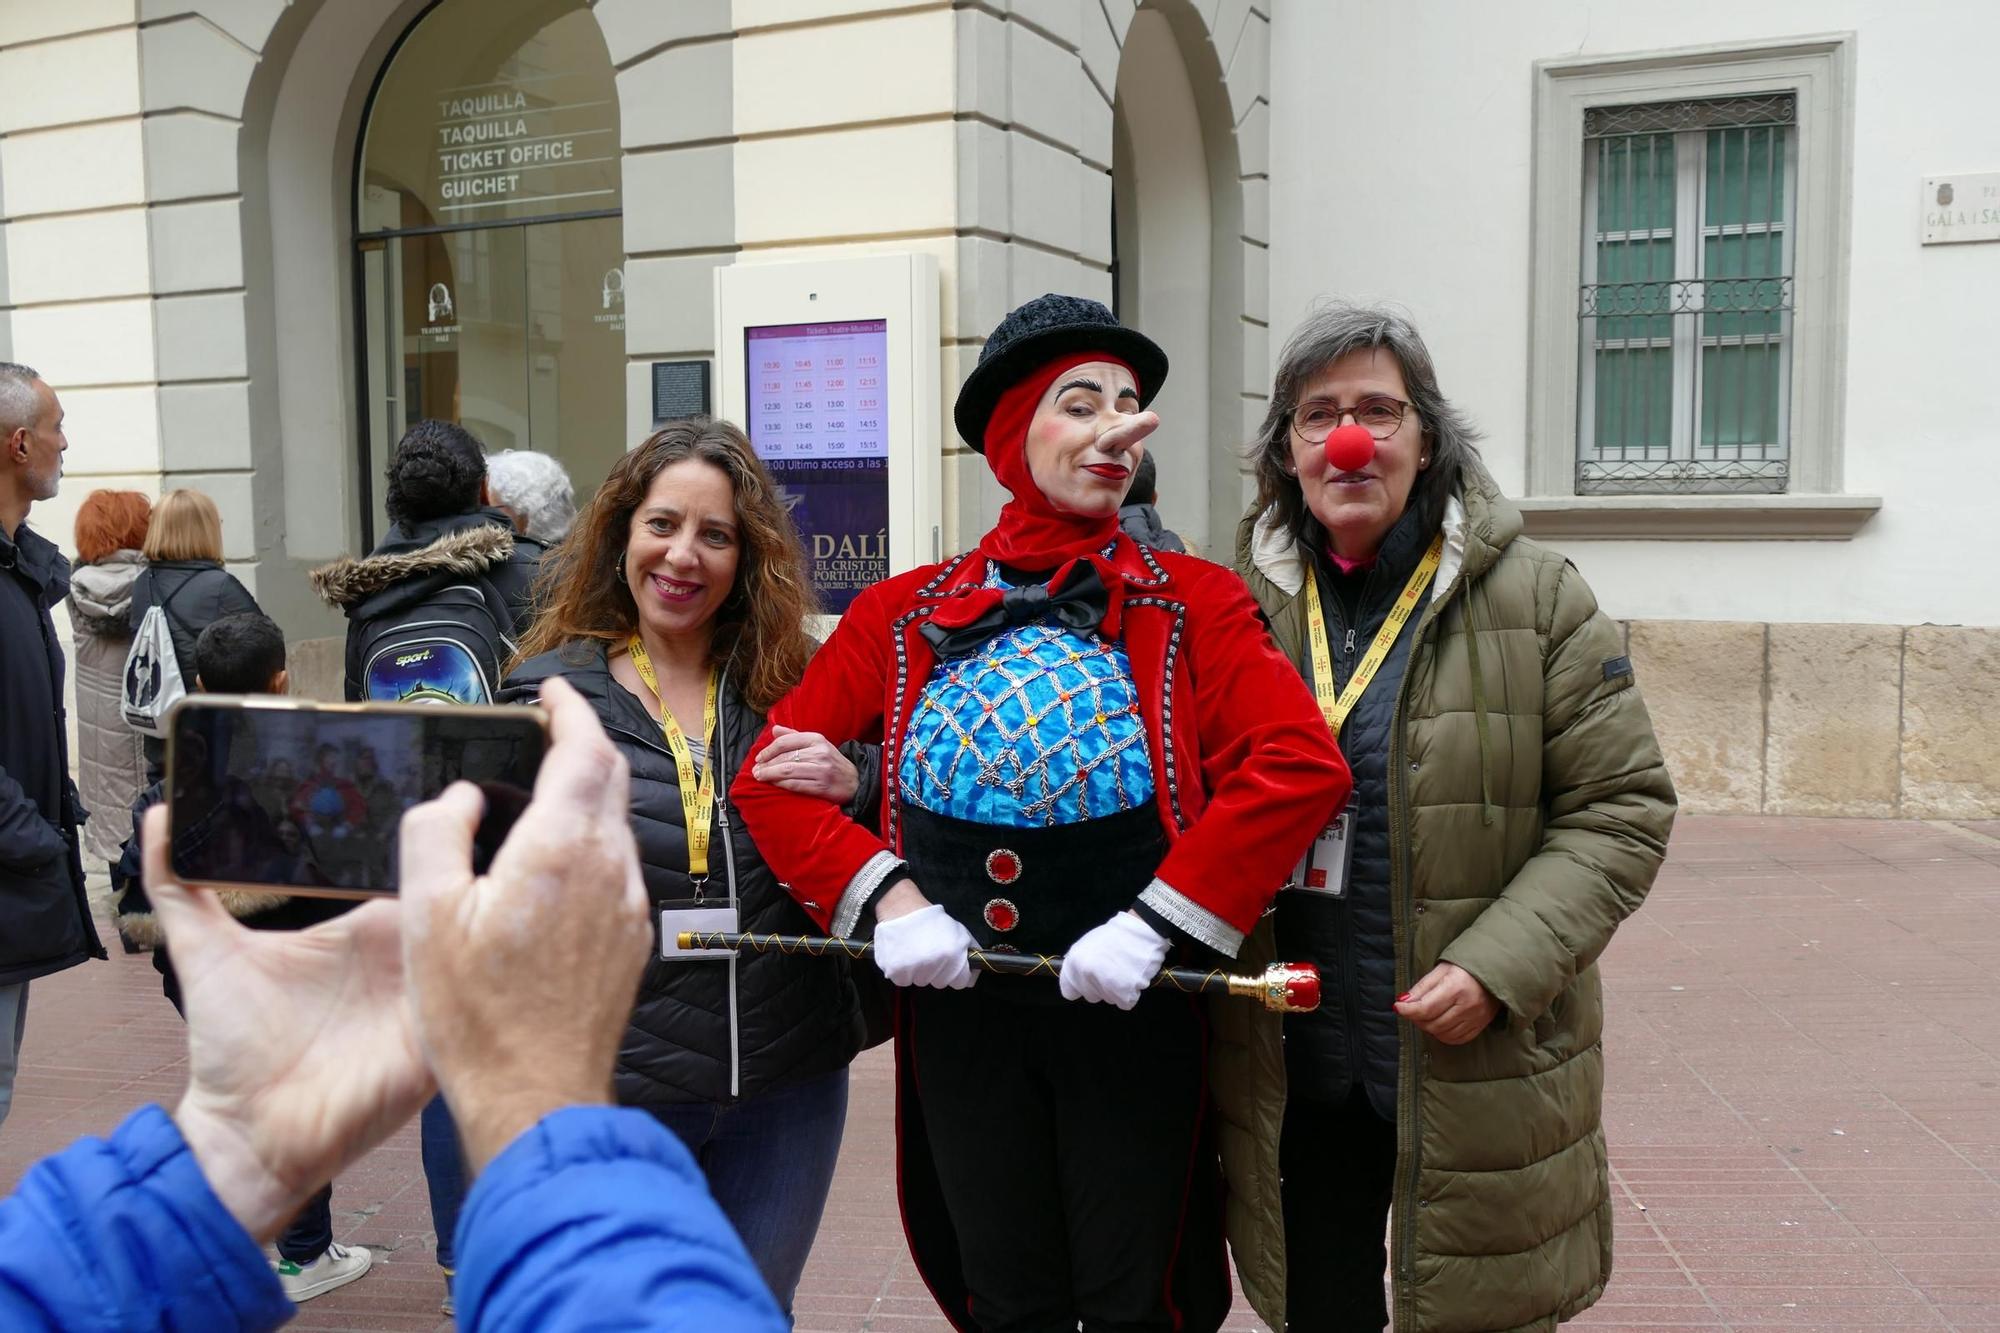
[4,815,1998,1331]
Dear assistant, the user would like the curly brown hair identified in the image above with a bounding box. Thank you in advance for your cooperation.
[511,418,818,714]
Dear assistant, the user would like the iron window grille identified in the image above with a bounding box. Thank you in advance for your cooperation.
[1577,92,1798,495]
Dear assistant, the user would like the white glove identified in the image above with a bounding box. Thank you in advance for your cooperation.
[1059,911,1169,1009]
[873,904,978,989]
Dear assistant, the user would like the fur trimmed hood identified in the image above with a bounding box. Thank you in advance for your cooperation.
[311,523,516,609]
[116,888,293,951]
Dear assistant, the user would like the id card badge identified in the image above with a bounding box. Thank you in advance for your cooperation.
[660,902,739,959]
[1290,812,1354,899]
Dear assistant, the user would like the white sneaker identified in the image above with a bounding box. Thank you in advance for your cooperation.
[274,1241,373,1302]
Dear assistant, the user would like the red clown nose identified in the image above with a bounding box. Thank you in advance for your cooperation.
[1325,423,1376,474]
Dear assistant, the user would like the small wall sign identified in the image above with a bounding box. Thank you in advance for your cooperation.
[1922,174,2000,245]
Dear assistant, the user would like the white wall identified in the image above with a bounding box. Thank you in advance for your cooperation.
[1269,0,2000,626]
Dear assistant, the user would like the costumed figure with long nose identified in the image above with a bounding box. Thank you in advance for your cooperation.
[732,295,1351,1332]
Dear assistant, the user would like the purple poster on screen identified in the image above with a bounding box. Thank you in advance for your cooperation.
[745,320,890,614]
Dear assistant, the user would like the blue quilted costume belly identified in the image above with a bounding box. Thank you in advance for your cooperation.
[898,570,1155,828]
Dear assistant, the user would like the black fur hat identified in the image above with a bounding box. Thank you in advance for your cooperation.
[953,294,1169,452]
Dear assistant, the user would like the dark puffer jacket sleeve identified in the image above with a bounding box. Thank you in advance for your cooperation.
[1438,560,1676,1026]
[0,767,65,873]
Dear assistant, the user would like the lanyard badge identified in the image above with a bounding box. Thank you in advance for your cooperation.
[1288,535,1443,899]
[1292,812,1354,899]
[629,637,733,960]
[1301,533,1443,738]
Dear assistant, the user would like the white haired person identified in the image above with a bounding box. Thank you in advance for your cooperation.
[486,450,577,545]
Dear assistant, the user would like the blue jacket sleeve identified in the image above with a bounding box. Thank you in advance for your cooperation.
[0,1105,292,1332]
[455,1105,786,1333]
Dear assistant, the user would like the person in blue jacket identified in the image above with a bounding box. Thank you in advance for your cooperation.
[0,677,786,1333]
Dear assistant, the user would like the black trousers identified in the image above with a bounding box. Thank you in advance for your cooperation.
[910,982,1228,1333]
[1280,1087,1399,1332]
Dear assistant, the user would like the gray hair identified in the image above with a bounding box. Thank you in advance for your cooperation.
[485,449,576,544]
[1248,304,1481,547]
[0,363,45,437]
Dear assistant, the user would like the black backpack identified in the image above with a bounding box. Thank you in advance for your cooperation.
[350,573,517,705]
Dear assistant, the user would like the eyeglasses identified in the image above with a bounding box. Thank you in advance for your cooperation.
[1290,395,1411,444]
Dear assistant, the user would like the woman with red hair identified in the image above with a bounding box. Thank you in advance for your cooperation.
[733,295,1350,1332]
[66,490,151,876]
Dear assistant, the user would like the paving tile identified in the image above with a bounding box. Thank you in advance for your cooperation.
[3,816,1999,1328]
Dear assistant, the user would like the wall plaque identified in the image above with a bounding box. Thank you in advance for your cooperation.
[1922,173,2000,245]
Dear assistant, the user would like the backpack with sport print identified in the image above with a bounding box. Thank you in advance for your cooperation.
[349,576,515,705]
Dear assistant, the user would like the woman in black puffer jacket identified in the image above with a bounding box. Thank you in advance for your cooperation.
[502,417,878,1318]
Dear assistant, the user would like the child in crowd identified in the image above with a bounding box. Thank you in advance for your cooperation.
[110,611,375,1304]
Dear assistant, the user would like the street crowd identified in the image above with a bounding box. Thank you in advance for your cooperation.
[0,294,1675,1332]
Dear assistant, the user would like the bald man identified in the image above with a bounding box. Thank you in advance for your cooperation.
[0,361,104,1131]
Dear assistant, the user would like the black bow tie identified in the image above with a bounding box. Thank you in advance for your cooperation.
[921,561,1115,658]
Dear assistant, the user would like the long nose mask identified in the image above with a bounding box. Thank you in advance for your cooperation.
[1325,423,1376,474]
[1096,409,1161,456]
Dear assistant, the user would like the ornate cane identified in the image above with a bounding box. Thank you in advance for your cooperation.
[675,930,1322,1014]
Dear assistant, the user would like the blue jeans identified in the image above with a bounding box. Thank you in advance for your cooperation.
[642,1066,850,1315]
[421,1095,468,1272]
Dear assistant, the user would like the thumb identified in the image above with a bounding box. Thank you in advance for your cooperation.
[770,724,797,737]
[1399,963,1447,1005]
[397,782,485,929]
[140,804,238,958]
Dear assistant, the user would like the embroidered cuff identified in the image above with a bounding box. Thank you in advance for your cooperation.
[1137,878,1244,957]
[833,850,907,939]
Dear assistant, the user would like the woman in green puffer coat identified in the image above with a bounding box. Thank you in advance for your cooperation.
[1215,304,1676,1332]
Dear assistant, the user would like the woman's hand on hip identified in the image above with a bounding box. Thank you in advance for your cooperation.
[751,724,859,804]
[1394,962,1499,1045]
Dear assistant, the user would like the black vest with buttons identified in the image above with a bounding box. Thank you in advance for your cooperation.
[1274,501,1437,1117]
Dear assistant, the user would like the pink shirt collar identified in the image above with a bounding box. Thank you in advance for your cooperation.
[1325,545,1377,576]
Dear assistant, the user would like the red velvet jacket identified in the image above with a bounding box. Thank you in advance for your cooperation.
[731,536,1351,955]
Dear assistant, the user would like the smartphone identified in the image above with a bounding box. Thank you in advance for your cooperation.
[165,696,547,898]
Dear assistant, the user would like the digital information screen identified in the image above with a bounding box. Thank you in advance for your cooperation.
[745,320,890,613]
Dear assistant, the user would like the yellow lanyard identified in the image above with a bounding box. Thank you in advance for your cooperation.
[1301,533,1443,738]
[627,636,720,879]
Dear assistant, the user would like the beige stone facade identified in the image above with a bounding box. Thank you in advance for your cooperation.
[1625,620,2000,819]
[5,1,1996,818]
[282,618,2000,821]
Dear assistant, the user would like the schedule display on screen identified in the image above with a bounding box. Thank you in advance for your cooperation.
[745,320,890,613]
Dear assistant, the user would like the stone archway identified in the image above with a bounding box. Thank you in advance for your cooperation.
[1109,0,1271,560]
[1114,8,1217,551]
[189,0,726,619]
[955,0,1272,559]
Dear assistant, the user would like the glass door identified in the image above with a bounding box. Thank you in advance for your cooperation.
[359,215,624,544]
[352,0,622,549]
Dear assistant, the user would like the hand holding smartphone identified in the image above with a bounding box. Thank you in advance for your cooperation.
[166,697,547,898]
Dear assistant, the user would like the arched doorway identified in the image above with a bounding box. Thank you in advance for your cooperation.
[1112,5,1248,556]
[353,0,623,547]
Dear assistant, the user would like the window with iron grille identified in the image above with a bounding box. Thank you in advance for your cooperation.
[1577,94,1798,495]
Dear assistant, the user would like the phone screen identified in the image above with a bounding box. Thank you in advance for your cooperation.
[167,700,545,896]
